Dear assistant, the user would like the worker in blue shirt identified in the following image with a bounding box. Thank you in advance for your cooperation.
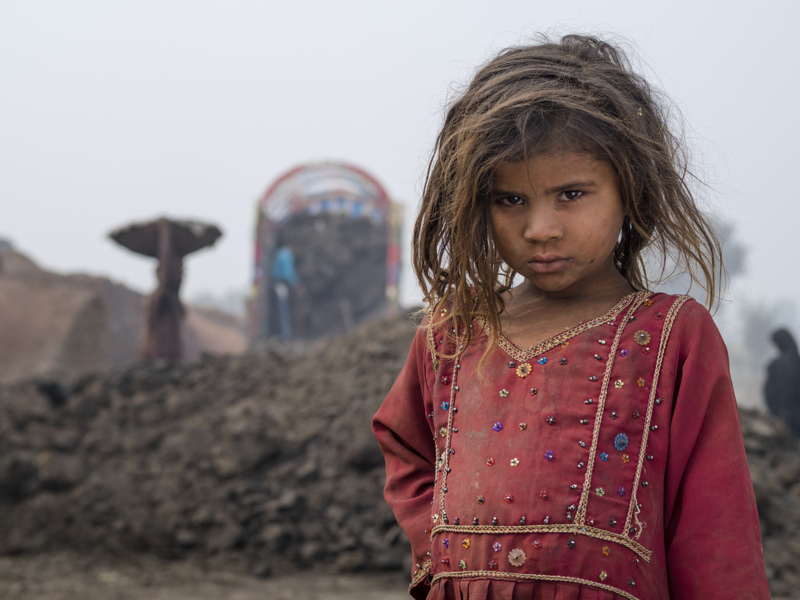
[271,241,300,340]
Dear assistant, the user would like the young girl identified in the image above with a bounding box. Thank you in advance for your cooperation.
[372,35,770,599]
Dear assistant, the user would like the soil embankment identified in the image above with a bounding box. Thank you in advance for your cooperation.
[0,313,798,597]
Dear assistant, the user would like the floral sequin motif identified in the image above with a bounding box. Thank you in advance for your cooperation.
[599,452,609,461]
[440,376,450,385]
[533,540,542,549]
[510,457,520,467]
[508,361,517,369]
[462,539,470,549]
[516,363,532,378]
[492,542,502,552]
[539,491,548,500]
[637,377,646,387]
[538,357,548,365]
[602,546,610,556]
[504,494,514,503]
[617,486,626,496]
[519,423,528,431]
[488,561,498,570]
[634,330,651,346]
[530,388,538,395]
[559,358,568,365]
[599,571,608,581]
[596,487,605,496]
[492,422,503,432]
[622,454,630,463]
[544,450,554,461]
[459,559,467,570]
[508,548,526,567]
[486,458,495,466]
[441,401,450,410]
[477,496,485,504]
[620,348,629,357]
[614,433,629,451]
[643,298,653,306]
[499,389,509,398]
[439,427,447,437]
[614,380,624,389]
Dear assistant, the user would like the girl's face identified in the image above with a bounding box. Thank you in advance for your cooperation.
[490,151,627,300]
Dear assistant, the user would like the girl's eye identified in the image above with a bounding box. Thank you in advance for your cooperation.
[559,190,583,202]
[495,195,524,206]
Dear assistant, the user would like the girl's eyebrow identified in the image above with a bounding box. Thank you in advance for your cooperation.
[491,180,599,196]
[542,180,598,194]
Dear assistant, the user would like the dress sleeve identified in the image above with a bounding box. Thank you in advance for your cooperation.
[663,302,770,599]
[372,326,437,599]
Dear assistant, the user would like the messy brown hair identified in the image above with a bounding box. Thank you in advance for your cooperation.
[413,34,722,356]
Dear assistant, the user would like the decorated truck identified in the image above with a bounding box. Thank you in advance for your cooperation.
[249,161,402,343]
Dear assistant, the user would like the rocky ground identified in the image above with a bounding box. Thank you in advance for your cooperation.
[0,552,409,600]
[0,312,799,598]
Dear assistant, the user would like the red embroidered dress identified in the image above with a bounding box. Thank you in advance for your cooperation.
[373,292,769,599]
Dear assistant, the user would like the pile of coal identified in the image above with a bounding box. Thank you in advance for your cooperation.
[0,313,417,576]
[277,213,388,339]
[0,312,798,596]
[741,408,800,597]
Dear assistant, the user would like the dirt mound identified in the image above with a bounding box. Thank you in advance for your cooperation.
[0,249,246,384]
[263,213,389,340]
[742,409,800,597]
[0,313,419,577]
[0,313,798,595]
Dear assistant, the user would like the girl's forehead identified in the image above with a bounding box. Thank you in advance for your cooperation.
[493,151,610,182]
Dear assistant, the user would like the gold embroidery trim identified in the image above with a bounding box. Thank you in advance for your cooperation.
[437,330,465,520]
[430,523,650,560]
[410,558,431,590]
[431,570,640,600]
[477,291,647,362]
[575,295,645,529]
[624,295,690,540]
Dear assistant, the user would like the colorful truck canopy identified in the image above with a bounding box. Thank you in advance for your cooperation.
[250,162,401,342]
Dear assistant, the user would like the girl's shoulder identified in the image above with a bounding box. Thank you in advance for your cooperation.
[643,292,718,333]
[632,292,727,370]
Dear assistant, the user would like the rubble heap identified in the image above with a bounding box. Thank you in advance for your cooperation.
[0,314,798,596]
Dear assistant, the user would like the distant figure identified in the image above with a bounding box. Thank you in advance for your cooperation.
[271,242,299,340]
[765,328,800,437]
[141,220,185,361]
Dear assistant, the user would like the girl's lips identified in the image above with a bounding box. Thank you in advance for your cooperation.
[527,257,570,273]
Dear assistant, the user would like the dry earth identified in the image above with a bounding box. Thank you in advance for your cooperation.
[1,313,799,598]
[0,552,408,600]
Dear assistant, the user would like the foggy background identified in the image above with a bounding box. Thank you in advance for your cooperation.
[2,1,799,400]
[2,4,800,597]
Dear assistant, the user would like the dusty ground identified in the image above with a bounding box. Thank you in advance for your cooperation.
[0,552,409,600]
[2,312,800,598]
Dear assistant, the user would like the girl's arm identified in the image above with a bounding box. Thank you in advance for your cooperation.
[373,326,437,599]
[664,302,770,599]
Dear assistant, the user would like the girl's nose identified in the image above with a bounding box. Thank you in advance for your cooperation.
[522,206,564,242]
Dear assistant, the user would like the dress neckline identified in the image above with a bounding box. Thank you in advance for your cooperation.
[476,290,648,362]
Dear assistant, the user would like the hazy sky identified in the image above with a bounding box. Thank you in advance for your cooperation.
[2,1,798,316]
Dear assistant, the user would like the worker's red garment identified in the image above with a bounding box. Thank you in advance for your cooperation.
[373,292,769,599]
